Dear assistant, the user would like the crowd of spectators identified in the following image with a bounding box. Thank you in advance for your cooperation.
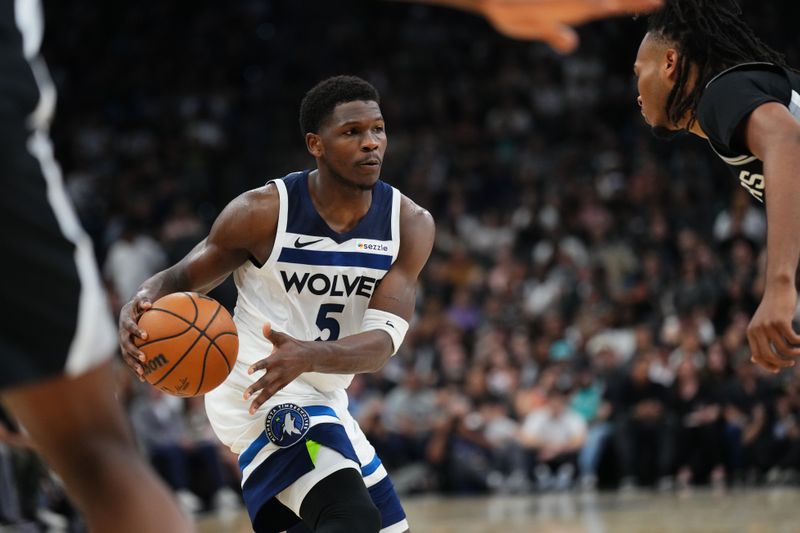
[4,0,800,525]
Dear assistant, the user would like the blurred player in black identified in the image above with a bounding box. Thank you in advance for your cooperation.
[633,0,800,373]
[0,0,192,530]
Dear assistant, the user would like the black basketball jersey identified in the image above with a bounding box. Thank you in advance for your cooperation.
[696,62,800,203]
[0,0,45,118]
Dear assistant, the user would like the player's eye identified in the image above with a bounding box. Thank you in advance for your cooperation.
[373,125,385,133]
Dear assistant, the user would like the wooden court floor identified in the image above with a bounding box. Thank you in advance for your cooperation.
[198,487,800,533]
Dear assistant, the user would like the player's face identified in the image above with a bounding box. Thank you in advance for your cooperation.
[634,32,681,138]
[311,100,387,190]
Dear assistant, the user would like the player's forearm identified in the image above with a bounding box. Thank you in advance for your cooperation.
[308,330,394,374]
[763,143,800,289]
[134,266,189,302]
[136,265,225,300]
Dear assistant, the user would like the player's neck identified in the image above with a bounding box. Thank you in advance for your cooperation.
[308,169,373,233]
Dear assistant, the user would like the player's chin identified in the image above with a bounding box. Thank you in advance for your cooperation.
[353,164,381,182]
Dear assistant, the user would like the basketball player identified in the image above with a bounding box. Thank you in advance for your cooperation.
[119,75,435,533]
[633,0,800,373]
[0,0,194,531]
[398,0,663,52]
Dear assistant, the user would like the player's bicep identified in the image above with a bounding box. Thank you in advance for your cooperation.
[175,187,278,292]
[743,102,800,161]
[177,237,246,293]
[369,198,435,320]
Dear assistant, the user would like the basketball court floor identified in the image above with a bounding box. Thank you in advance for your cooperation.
[198,487,800,532]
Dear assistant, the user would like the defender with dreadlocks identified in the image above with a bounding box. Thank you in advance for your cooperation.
[634,0,800,374]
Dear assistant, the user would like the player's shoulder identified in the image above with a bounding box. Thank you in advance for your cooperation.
[398,192,435,234]
[213,182,281,243]
[229,181,280,213]
[704,62,790,95]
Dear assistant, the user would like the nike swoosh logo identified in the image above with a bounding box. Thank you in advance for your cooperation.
[294,237,324,248]
[386,321,395,328]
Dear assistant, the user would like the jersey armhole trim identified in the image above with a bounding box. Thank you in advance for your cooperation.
[390,187,401,264]
[261,179,288,270]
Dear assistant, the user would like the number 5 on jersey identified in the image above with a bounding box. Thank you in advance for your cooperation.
[315,303,345,341]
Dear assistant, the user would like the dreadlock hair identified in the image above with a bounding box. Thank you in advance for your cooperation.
[647,0,788,129]
[299,75,380,136]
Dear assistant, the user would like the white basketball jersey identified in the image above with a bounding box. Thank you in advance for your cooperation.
[232,170,401,394]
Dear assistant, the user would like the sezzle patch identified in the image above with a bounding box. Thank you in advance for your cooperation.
[264,403,310,448]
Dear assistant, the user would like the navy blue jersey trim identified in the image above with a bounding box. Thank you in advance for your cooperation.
[277,248,392,271]
[281,171,393,243]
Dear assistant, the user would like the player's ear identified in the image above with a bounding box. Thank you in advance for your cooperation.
[664,48,679,80]
[306,132,323,158]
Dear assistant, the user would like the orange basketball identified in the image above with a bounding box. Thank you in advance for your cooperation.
[134,292,238,397]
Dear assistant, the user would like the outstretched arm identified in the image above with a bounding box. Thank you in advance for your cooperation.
[244,196,435,414]
[118,185,279,378]
[393,0,662,53]
[743,102,800,372]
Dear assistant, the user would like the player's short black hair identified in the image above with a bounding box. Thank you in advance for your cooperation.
[299,75,380,135]
[647,0,788,129]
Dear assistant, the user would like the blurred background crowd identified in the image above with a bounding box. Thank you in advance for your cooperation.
[4,0,800,526]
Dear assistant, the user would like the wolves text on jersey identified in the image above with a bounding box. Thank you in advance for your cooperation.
[280,270,381,298]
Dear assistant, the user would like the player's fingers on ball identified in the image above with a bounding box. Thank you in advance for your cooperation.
[121,352,144,377]
[119,335,145,361]
[123,316,147,340]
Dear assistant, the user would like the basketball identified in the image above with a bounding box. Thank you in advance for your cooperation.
[134,292,238,397]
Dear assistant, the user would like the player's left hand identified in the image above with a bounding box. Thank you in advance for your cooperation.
[243,322,314,415]
[747,286,800,373]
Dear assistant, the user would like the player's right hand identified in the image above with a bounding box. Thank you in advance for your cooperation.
[118,297,153,380]
[747,286,800,373]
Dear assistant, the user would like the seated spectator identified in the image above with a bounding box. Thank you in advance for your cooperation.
[518,386,586,491]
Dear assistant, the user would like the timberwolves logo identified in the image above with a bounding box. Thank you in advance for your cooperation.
[265,403,310,448]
